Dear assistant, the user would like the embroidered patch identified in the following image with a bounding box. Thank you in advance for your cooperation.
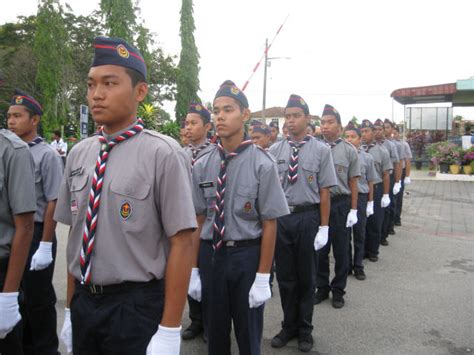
[244,201,252,213]
[277,159,286,164]
[308,175,314,184]
[70,167,84,177]
[337,166,345,174]
[71,199,78,213]
[299,98,306,106]
[120,201,132,220]
[230,86,240,95]
[199,181,214,188]
[15,96,23,104]
[195,104,202,111]
[116,44,130,58]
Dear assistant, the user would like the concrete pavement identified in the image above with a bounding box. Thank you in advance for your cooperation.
[53,180,474,354]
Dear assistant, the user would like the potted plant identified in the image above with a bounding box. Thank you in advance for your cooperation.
[427,141,462,174]
[462,148,474,175]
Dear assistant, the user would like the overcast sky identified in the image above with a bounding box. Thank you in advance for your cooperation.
[2,0,473,124]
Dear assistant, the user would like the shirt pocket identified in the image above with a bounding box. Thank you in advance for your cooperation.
[277,161,288,184]
[110,179,151,224]
[70,174,89,215]
[234,185,259,221]
[203,188,217,221]
[333,159,349,184]
[301,161,319,192]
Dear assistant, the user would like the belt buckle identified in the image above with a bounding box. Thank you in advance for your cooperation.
[226,240,236,247]
[288,205,295,213]
[89,284,104,294]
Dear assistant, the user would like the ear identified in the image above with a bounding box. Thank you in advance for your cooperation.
[31,114,41,127]
[204,122,213,131]
[242,108,251,123]
[135,82,148,103]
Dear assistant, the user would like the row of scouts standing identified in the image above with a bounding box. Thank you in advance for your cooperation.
[0,36,412,355]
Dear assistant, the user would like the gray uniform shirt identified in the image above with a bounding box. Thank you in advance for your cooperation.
[357,149,377,194]
[0,130,36,258]
[192,144,289,241]
[184,140,216,163]
[366,143,393,184]
[54,127,197,285]
[269,137,337,206]
[380,139,399,175]
[328,140,360,197]
[30,142,63,222]
[401,140,413,169]
[391,138,406,161]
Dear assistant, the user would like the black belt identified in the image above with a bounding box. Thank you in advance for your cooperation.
[288,204,319,214]
[358,193,368,197]
[202,238,261,248]
[75,278,163,295]
[331,194,350,202]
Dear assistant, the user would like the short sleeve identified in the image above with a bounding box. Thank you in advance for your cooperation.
[318,146,337,188]
[191,162,207,216]
[7,147,36,215]
[348,146,361,178]
[366,155,377,182]
[381,148,393,172]
[404,142,413,159]
[257,163,289,220]
[54,154,73,225]
[391,143,400,163]
[157,148,197,237]
[41,150,64,202]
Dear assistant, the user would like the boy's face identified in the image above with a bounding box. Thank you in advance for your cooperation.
[384,123,393,138]
[185,113,209,144]
[87,65,147,127]
[7,106,37,139]
[284,107,309,137]
[321,114,340,140]
[213,97,249,139]
[344,130,361,147]
[361,127,374,144]
[374,126,384,140]
[270,127,279,141]
[251,131,271,149]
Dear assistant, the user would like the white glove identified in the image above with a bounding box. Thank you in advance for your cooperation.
[0,292,21,339]
[404,176,411,185]
[146,325,182,355]
[314,226,329,251]
[346,209,358,228]
[30,241,53,271]
[393,182,402,195]
[381,194,391,208]
[248,273,271,308]
[188,268,202,302]
[60,308,73,354]
[366,201,374,217]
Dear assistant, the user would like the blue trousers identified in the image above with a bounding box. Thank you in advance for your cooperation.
[200,241,263,355]
[382,174,396,241]
[365,183,384,257]
[316,195,351,294]
[350,193,368,271]
[276,209,319,336]
[394,169,406,224]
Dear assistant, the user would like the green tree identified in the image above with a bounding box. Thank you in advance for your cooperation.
[33,0,71,132]
[100,0,136,42]
[351,116,359,125]
[175,0,200,123]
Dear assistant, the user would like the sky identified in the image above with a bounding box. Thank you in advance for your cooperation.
[1,0,473,124]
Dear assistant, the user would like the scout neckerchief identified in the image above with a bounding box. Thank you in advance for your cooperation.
[213,136,253,250]
[361,143,375,153]
[28,136,44,147]
[325,137,343,149]
[287,135,311,184]
[189,140,211,166]
[80,119,144,285]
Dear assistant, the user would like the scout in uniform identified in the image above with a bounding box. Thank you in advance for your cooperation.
[180,121,190,146]
[269,95,337,352]
[188,80,289,355]
[344,122,377,280]
[7,90,63,355]
[251,125,272,150]
[269,121,280,145]
[54,37,197,355]
[393,125,412,226]
[360,120,392,262]
[315,104,360,308]
[182,102,215,342]
[374,119,400,246]
[0,129,36,355]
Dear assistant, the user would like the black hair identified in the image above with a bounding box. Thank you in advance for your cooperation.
[54,130,61,137]
[125,67,147,87]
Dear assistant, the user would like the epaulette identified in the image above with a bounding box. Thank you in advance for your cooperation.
[0,129,28,149]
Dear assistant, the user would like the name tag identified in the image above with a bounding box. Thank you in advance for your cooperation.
[70,167,84,177]
[277,159,286,164]
[199,181,214,188]
[70,199,78,213]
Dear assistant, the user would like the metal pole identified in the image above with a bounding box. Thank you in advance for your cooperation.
[262,38,268,121]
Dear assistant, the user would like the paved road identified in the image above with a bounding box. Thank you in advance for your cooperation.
[54,180,474,354]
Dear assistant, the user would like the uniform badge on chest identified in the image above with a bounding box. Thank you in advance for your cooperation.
[120,201,132,220]
[70,199,78,213]
[307,174,314,184]
[243,201,252,213]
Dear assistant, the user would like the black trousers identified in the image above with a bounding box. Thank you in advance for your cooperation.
[200,241,263,355]
[276,209,320,336]
[316,195,351,294]
[350,193,368,271]
[187,296,203,327]
[21,222,59,355]
[394,168,406,224]
[0,258,23,355]
[365,183,384,258]
[382,174,396,241]
[71,280,164,355]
